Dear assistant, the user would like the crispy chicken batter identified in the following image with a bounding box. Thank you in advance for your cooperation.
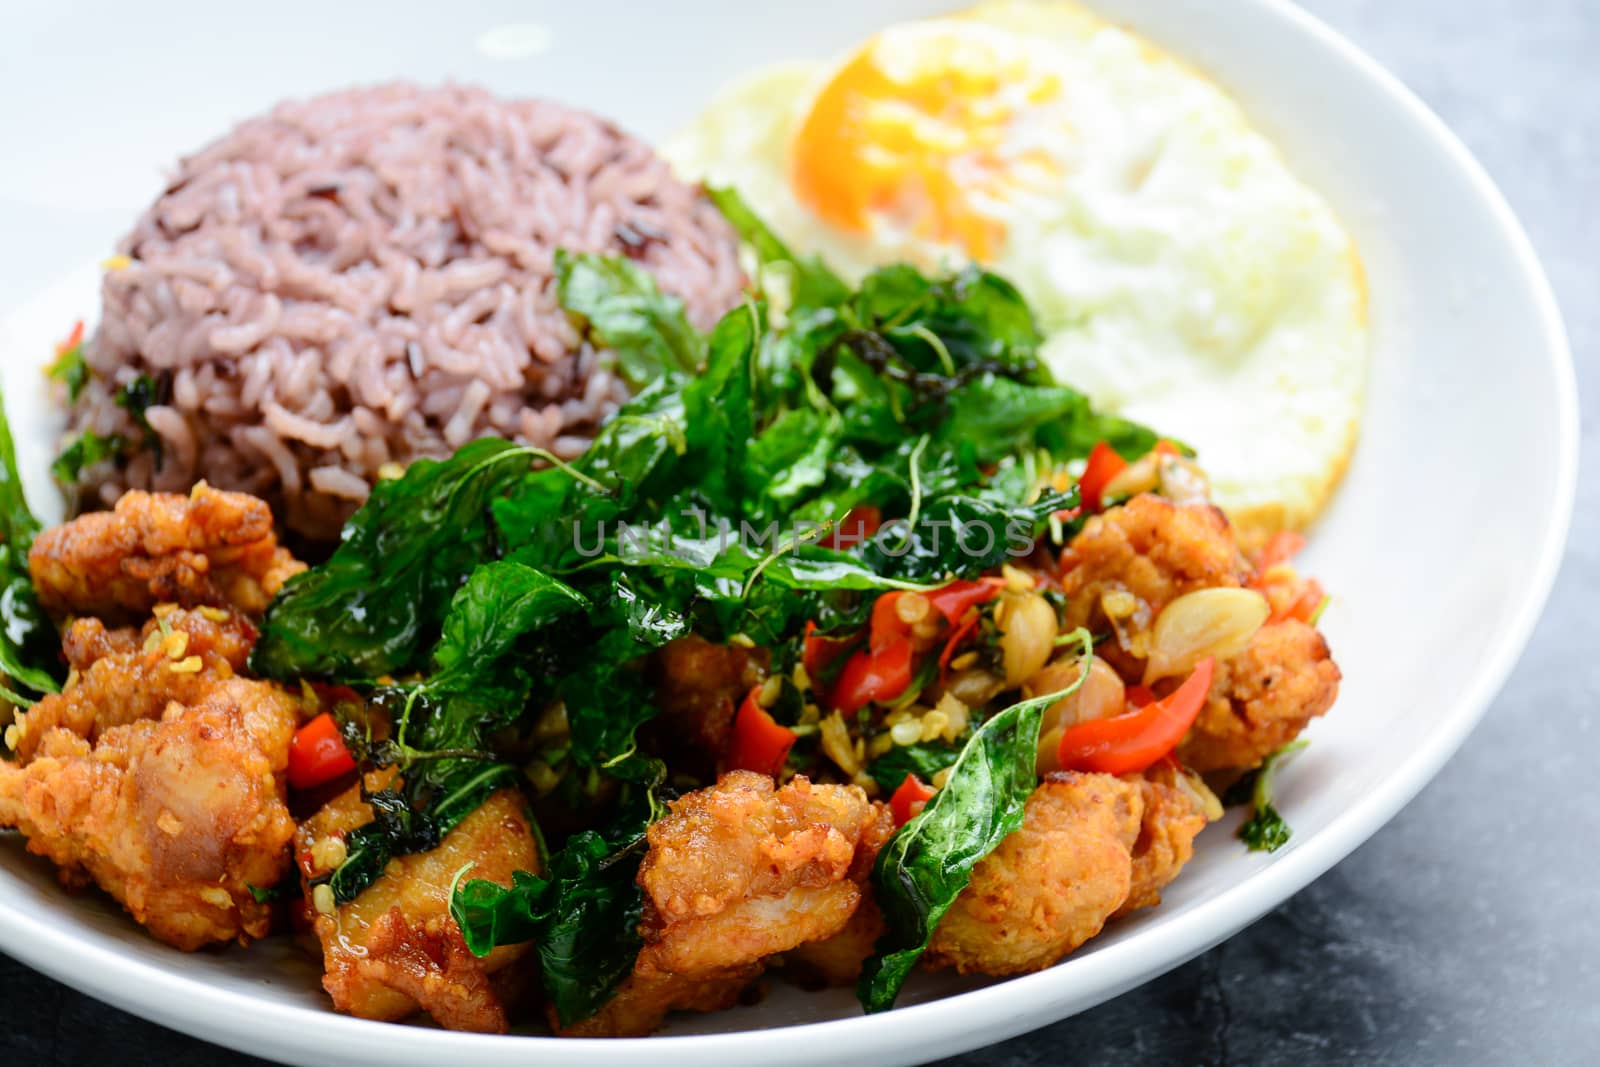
[560,970,759,1040]
[0,677,298,950]
[1060,494,1340,776]
[1116,763,1215,917]
[60,617,140,669]
[1059,495,1251,670]
[28,483,303,621]
[561,772,882,1037]
[783,886,888,987]
[784,801,894,987]
[353,908,510,1035]
[9,607,259,764]
[925,772,1141,976]
[1178,620,1342,774]
[297,780,538,1033]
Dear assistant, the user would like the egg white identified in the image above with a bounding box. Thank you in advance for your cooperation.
[666,0,1368,539]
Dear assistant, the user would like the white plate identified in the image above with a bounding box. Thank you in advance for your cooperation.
[0,2,1577,1065]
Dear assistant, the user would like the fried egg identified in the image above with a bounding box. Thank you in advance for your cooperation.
[667,0,1368,539]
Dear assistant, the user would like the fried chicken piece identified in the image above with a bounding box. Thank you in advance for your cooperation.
[0,677,299,950]
[1115,762,1216,917]
[1059,495,1250,670]
[560,772,881,1037]
[925,772,1141,976]
[1178,619,1342,774]
[297,781,538,1033]
[784,801,895,987]
[561,970,758,1040]
[8,607,260,764]
[348,909,512,1035]
[647,635,769,770]
[637,771,877,972]
[1061,496,1340,773]
[783,886,888,987]
[28,483,304,622]
[60,616,140,669]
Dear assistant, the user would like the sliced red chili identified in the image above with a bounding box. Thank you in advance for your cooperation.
[55,320,84,356]
[803,620,851,679]
[926,577,1003,624]
[937,608,983,681]
[889,773,937,827]
[726,686,797,779]
[831,639,915,713]
[1055,658,1215,776]
[869,591,907,654]
[1125,684,1156,708]
[288,712,356,791]
[1275,579,1328,625]
[1077,441,1128,512]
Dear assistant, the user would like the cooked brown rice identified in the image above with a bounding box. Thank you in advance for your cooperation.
[64,82,744,538]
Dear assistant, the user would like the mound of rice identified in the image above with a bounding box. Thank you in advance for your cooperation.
[66,82,744,538]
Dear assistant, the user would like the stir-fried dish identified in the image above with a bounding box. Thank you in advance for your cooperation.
[0,200,1339,1035]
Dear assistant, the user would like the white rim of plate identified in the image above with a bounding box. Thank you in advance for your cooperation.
[0,0,1579,1063]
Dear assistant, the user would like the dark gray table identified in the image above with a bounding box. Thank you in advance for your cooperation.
[3,2,1594,1064]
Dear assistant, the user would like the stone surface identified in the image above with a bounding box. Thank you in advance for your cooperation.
[2,1,1595,1064]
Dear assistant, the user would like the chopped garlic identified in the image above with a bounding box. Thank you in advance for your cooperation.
[890,720,922,746]
[312,884,337,915]
[819,711,860,776]
[162,630,190,660]
[758,675,783,707]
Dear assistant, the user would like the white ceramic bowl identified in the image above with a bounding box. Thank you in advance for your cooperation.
[0,2,1577,1065]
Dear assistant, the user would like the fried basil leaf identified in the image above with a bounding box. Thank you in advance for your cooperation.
[556,249,705,385]
[859,489,1077,582]
[316,563,587,904]
[553,576,688,768]
[859,685,1074,1013]
[935,376,1088,464]
[320,758,519,905]
[452,762,664,1026]
[850,264,1042,374]
[706,186,849,309]
[251,438,536,681]
[680,302,758,515]
[114,372,167,465]
[427,559,588,710]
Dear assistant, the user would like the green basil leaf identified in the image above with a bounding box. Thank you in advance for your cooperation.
[556,249,705,385]
[706,186,849,309]
[859,685,1069,1013]
[429,560,588,696]
[51,430,124,485]
[452,762,664,1025]
[251,438,535,682]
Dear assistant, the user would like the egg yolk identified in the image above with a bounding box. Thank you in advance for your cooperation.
[791,23,1067,261]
